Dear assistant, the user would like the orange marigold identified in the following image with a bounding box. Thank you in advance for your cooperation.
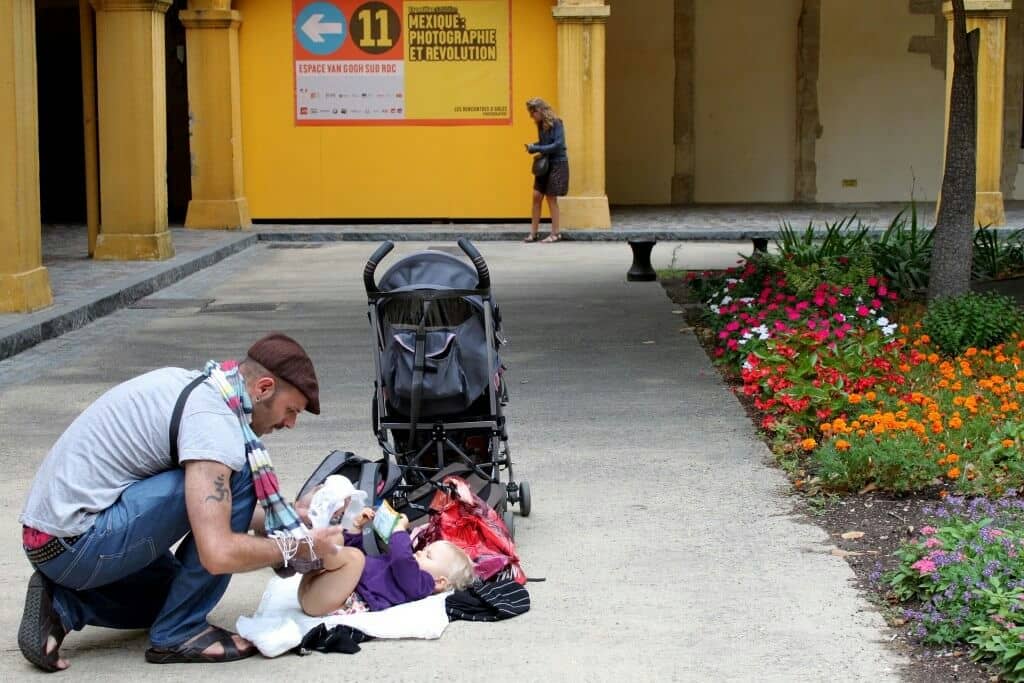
[801,438,817,451]
[865,391,877,402]
[946,453,959,463]
[835,439,851,451]
[1002,439,1015,448]
[949,417,963,429]
[848,394,862,404]
[947,467,961,479]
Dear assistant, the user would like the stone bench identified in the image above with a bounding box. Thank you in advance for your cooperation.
[625,236,770,282]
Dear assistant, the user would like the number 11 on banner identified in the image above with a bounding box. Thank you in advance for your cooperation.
[352,2,401,55]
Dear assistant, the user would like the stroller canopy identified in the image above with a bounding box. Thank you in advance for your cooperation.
[375,250,501,419]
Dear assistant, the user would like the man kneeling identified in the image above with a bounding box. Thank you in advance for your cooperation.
[17,333,340,671]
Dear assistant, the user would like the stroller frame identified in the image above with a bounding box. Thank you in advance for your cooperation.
[363,239,530,523]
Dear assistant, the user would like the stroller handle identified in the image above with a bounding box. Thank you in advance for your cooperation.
[364,241,395,294]
[457,238,491,291]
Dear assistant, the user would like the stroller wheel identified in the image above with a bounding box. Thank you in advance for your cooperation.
[518,480,531,518]
[502,506,516,539]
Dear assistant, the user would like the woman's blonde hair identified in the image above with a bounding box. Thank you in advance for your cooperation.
[526,97,558,131]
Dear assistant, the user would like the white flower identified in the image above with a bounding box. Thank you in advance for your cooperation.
[883,324,898,337]
[720,295,733,305]
[739,297,755,304]
[738,339,748,346]
[759,333,771,341]
[742,332,754,340]
[742,361,754,371]
[876,317,890,327]
[752,325,769,336]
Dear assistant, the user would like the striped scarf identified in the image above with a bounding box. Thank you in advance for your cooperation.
[204,360,310,551]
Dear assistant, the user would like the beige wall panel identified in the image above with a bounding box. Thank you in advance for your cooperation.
[817,0,945,202]
[606,0,674,205]
[694,0,800,203]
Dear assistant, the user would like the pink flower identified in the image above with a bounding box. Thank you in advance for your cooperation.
[814,330,829,343]
[911,558,937,576]
[856,305,870,317]
[921,526,937,536]
[774,321,788,332]
[796,301,810,311]
[877,285,888,296]
[871,299,883,309]
[924,537,943,549]
[813,295,826,307]
[867,276,879,287]
[788,311,801,321]
[841,286,853,296]
[726,321,741,332]
[807,320,817,330]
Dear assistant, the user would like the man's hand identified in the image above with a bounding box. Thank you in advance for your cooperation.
[351,507,375,530]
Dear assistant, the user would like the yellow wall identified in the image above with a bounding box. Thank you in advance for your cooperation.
[817,0,945,202]
[693,0,799,203]
[234,0,556,220]
[605,0,674,205]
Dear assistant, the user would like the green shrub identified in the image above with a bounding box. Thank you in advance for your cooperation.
[974,228,1024,280]
[773,214,869,267]
[871,204,933,298]
[922,292,1024,356]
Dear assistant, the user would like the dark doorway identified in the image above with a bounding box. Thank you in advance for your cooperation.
[35,0,87,226]
[166,0,191,224]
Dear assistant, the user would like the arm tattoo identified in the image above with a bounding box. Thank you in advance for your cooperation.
[205,473,230,504]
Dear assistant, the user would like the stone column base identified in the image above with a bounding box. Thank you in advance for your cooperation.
[560,195,611,230]
[94,231,175,261]
[976,191,1005,227]
[0,267,53,313]
[185,198,251,230]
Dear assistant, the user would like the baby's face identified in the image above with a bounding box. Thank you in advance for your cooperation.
[414,542,457,581]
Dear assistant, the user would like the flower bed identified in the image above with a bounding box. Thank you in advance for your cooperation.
[683,234,1024,679]
[888,496,1024,681]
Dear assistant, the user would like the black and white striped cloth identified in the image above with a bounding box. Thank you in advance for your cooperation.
[446,579,531,622]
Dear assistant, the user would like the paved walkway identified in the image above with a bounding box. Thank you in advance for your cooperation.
[0,242,904,680]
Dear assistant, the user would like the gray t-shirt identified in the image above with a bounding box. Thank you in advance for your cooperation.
[20,367,248,537]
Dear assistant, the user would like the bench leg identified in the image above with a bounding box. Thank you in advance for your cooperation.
[752,238,768,253]
[627,241,658,282]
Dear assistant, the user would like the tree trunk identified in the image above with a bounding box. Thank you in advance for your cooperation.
[928,0,977,302]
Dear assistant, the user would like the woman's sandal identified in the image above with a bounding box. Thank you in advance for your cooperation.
[18,571,67,673]
[145,625,257,664]
[541,233,563,243]
[523,234,540,243]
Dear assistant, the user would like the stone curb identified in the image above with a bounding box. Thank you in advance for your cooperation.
[0,234,257,362]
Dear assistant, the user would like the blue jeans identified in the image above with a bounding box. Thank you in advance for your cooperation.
[31,465,255,648]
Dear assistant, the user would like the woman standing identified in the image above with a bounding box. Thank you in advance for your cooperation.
[524,98,569,243]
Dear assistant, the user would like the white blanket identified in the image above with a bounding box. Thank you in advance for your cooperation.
[236,575,451,658]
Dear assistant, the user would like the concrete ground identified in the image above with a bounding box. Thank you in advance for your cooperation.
[0,242,904,681]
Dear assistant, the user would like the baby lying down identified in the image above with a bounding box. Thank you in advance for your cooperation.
[299,508,475,617]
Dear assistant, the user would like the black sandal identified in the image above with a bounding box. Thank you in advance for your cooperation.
[18,571,67,673]
[145,625,257,664]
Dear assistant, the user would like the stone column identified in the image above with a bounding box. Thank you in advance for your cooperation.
[90,0,175,260]
[942,0,1012,226]
[0,0,53,312]
[180,0,251,230]
[553,1,611,229]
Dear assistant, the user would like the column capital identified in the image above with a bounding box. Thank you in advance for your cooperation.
[942,1,1012,18]
[552,5,611,23]
[179,8,241,29]
[90,0,171,13]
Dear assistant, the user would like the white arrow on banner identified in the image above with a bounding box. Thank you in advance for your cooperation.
[302,13,343,43]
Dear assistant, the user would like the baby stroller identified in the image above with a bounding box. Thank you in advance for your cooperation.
[361,238,530,535]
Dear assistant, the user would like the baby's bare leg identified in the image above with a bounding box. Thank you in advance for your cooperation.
[298,547,365,617]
